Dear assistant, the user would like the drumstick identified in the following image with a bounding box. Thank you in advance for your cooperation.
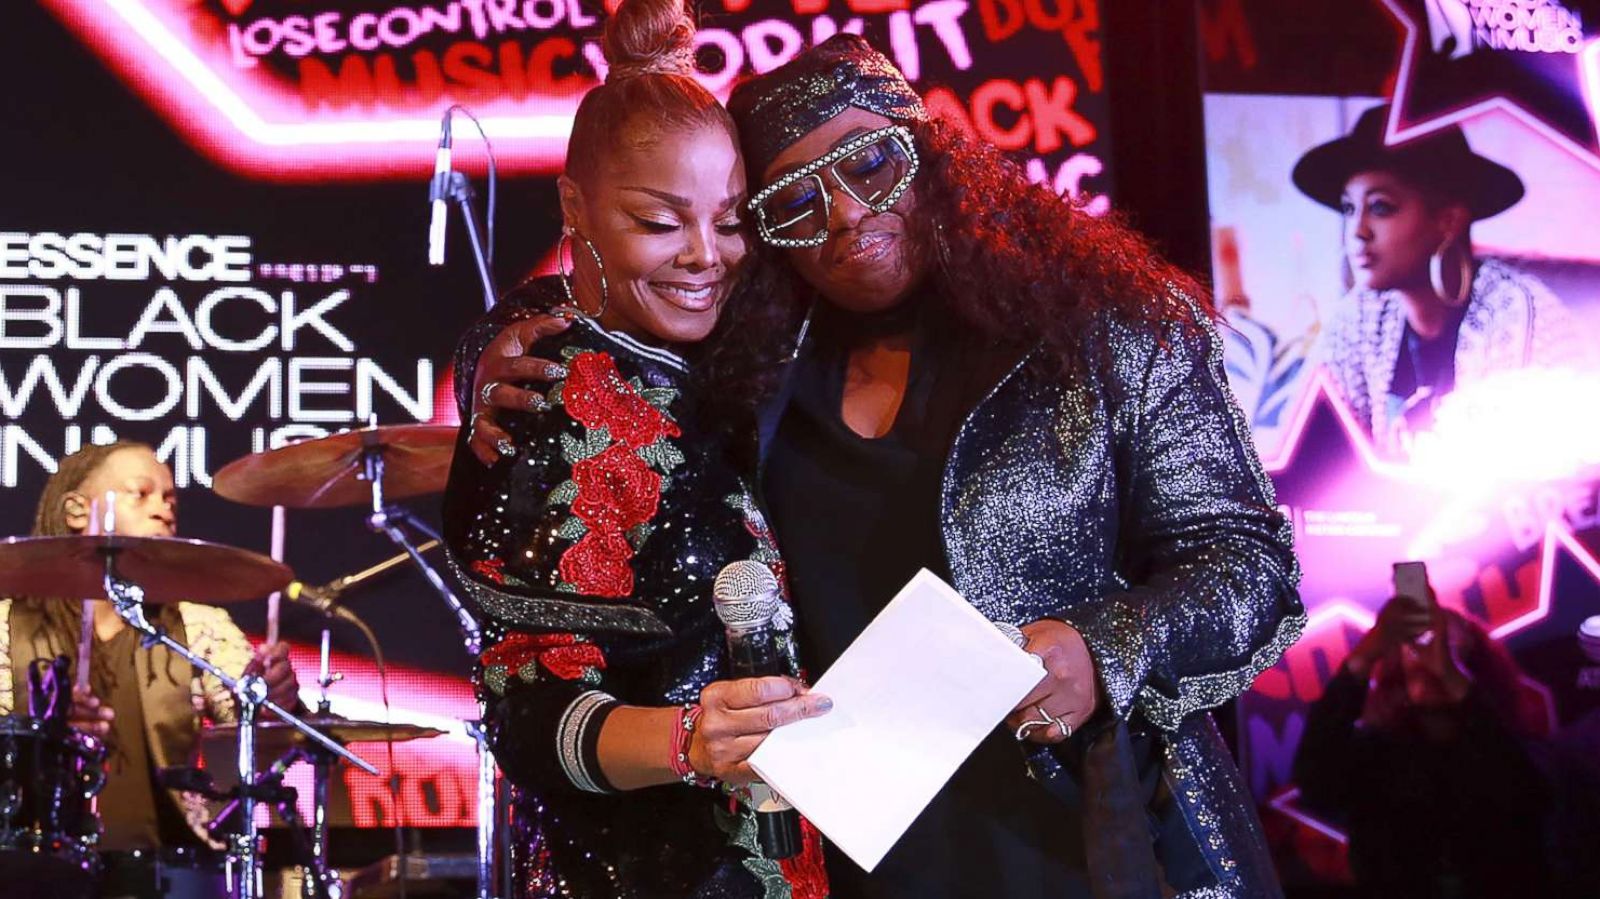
[76,496,104,693]
[267,504,285,646]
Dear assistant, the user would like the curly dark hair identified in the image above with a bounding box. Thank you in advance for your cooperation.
[695,116,1210,433]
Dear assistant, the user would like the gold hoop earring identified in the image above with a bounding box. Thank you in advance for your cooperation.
[1429,239,1473,308]
[559,228,608,319]
[576,234,609,318]
[557,228,577,306]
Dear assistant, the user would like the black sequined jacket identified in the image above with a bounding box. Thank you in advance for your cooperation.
[444,279,806,899]
[754,299,1305,899]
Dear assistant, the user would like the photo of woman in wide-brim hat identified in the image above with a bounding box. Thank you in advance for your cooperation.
[1295,103,1592,457]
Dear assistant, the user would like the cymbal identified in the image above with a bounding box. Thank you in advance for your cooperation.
[0,535,292,604]
[212,424,458,509]
[201,714,447,757]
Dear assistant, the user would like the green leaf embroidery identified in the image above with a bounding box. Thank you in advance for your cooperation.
[655,441,685,472]
[560,346,583,361]
[483,666,509,696]
[546,480,579,506]
[625,522,654,550]
[555,581,578,594]
[635,440,683,474]
[560,426,611,462]
[741,857,792,899]
[628,376,645,392]
[559,432,584,462]
[548,382,565,407]
[555,516,587,541]
[641,387,677,410]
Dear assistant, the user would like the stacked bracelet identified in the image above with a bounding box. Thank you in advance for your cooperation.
[669,703,716,787]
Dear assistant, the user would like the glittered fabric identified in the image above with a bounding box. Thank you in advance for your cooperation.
[445,277,806,898]
[759,294,1303,897]
[727,34,926,178]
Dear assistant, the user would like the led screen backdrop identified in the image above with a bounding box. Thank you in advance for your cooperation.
[2,0,1112,829]
[1198,0,1600,884]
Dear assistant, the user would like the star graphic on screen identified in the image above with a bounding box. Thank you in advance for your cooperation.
[1380,0,1600,171]
[1239,367,1600,857]
[1260,369,1598,639]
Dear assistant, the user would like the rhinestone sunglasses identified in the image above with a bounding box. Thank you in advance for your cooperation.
[747,125,920,248]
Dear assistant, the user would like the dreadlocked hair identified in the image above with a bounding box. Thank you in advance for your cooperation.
[15,441,186,695]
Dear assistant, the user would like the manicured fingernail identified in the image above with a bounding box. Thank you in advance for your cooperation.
[543,363,568,380]
[495,438,515,457]
[815,697,833,713]
[528,394,552,413]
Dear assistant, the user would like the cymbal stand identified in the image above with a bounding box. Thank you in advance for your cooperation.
[355,430,498,899]
[100,547,378,899]
[306,627,345,899]
[358,431,480,655]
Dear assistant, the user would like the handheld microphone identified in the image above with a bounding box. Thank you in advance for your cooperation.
[712,560,802,859]
[427,108,454,266]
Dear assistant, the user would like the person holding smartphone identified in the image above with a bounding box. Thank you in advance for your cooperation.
[1293,562,1551,898]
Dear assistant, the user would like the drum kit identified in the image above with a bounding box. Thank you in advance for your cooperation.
[0,425,501,899]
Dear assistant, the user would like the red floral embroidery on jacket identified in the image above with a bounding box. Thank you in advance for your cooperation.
[562,352,681,449]
[778,817,830,899]
[557,526,636,598]
[470,558,506,584]
[570,444,661,532]
[480,632,606,682]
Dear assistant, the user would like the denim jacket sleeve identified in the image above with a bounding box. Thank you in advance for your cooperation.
[1067,299,1305,731]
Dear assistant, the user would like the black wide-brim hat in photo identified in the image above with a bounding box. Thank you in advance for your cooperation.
[1291,104,1524,220]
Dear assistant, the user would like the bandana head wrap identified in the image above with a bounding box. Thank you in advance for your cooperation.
[727,34,926,178]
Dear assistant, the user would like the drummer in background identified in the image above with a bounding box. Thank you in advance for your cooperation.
[0,440,300,852]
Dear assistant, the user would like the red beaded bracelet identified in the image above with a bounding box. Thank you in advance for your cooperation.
[669,703,715,787]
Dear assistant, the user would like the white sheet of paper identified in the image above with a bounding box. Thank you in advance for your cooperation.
[747,568,1045,872]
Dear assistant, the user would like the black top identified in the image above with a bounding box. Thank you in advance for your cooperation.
[94,626,196,850]
[1387,306,1467,434]
[761,299,1090,898]
[1294,666,1551,898]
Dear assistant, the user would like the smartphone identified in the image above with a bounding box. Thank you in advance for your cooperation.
[1393,560,1436,644]
[1392,560,1433,609]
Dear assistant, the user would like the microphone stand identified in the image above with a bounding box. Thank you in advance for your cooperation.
[430,169,497,311]
[355,426,499,899]
[99,546,377,899]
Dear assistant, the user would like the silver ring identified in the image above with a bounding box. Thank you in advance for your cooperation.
[494,437,515,457]
[1015,706,1071,742]
[1014,718,1050,741]
[480,381,501,407]
[469,411,483,433]
[1014,705,1057,741]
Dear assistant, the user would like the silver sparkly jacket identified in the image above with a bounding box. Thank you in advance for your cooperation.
[760,303,1305,898]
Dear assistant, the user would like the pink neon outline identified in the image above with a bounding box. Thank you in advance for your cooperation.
[1257,367,1413,481]
[43,0,587,181]
[1380,0,1600,173]
[1263,369,1600,639]
[1514,521,1600,639]
[1267,788,1350,845]
[1583,39,1600,142]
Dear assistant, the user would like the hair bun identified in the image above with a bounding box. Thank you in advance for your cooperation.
[603,0,698,82]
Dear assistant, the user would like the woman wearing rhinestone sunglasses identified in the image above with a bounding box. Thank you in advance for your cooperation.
[464,32,1302,899]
